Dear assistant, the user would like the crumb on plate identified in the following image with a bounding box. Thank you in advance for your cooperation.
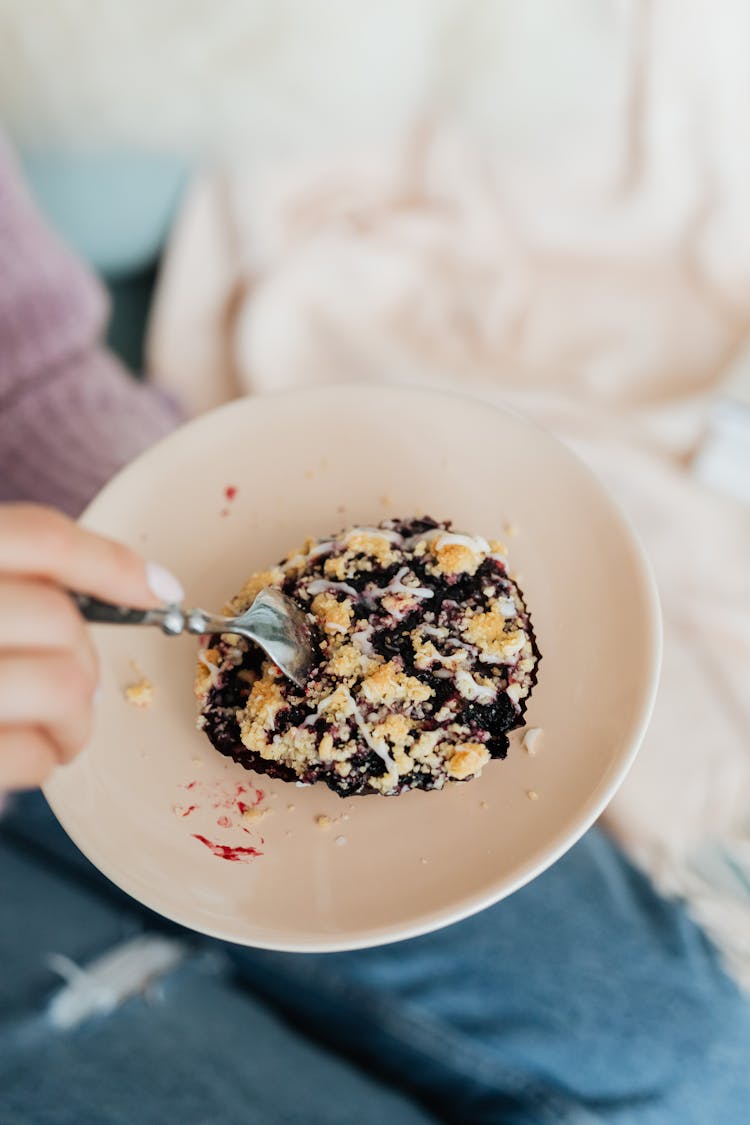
[523,728,543,755]
[125,677,154,709]
[242,807,271,822]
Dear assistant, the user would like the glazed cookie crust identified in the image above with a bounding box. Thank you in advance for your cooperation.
[196,517,540,796]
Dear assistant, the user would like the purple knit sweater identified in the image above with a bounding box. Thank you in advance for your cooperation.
[0,136,182,518]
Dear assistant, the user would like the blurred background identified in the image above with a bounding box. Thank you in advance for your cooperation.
[1,0,749,983]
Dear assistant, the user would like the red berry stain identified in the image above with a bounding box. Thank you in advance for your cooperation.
[192,834,262,862]
[220,508,230,518]
[237,787,264,815]
[217,815,232,828]
[180,805,197,817]
[178,780,264,816]
[224,485,238,501]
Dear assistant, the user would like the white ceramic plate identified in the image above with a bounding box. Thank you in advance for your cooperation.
[44,385,660,951]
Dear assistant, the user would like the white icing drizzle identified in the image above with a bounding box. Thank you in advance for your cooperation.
[390,566,434,599]
[495,597,518,618]
[306,578,359,598]
[434,531,490,555]
[352,626,376,657]
[350,698,396,773]
[366,566,434,602]
[401,527,444,549]
[455,668,497,703]
[425,643,468,671]
[342,526,403,545]
[444,636,478,653]
[310,539,336,556]
[420,623,449,639]
[283,540,335,570]
[300,692,340,727]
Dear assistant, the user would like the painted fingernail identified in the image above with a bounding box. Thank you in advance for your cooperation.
[146,562,185,605]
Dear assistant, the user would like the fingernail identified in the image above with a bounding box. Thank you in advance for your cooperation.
[146,562,185,604]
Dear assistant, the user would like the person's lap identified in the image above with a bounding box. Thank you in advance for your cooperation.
[2,794,749,1124]
[0,822,433,1125]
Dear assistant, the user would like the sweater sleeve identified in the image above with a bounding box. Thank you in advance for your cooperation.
[0,135,182,517]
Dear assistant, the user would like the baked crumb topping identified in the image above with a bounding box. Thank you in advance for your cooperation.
[447,743,491,779]
[196,516,540,797]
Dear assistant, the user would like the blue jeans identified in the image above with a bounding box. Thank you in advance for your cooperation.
[1,794,749,1124]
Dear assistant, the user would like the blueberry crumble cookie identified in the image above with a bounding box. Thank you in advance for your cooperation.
[195,517,540,797]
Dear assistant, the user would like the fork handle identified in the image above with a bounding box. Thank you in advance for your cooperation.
[71,593,187,635]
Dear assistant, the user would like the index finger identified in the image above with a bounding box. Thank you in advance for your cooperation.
[0,504,184,608]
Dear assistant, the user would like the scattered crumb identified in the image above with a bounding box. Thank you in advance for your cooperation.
[379,493,392,507]
[505,522,519,538]
[285,829,293,838]
[526,789,539,801]
[335,835,347,846]
[124,677,154,709]
[191,757,204,765]
[480,800,489,809]
[523,728,544,755]
[316,814,333,829]
[287,803,296,812]
[420,857,429,865]
[342,813,350,821]
[304,468,315,480]
[242,806,271,822]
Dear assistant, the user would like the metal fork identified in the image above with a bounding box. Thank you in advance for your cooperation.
[72,587,314,688]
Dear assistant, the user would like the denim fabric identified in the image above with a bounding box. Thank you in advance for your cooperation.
[2,794,749,1124]
[0,832,434,1125]
[226,831,750,1124]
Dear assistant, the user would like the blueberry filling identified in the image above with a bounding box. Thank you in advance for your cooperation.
[196,516,540,797]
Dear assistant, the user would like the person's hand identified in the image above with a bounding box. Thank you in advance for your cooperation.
[0,504,184,791]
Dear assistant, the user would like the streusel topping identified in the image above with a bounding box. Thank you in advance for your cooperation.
[196,517,539,797]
